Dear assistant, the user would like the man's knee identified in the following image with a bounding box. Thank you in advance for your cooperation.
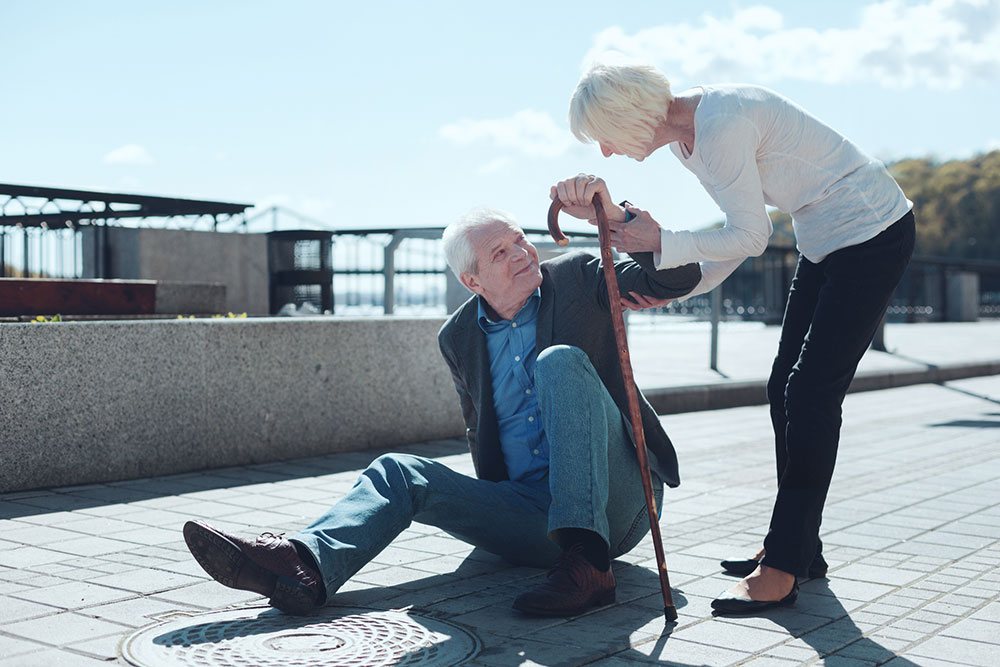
[366,453,427,489]
[535,345,593,390]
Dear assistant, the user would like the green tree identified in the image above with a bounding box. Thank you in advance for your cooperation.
[891,150,1000,259]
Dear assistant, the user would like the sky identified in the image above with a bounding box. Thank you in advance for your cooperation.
[1,0,998,234]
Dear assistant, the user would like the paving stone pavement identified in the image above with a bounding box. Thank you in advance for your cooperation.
[1,370,998,665]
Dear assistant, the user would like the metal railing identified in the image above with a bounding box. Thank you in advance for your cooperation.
[5,195,997,326]
[0,226,83,279]
[277,232,1000,325]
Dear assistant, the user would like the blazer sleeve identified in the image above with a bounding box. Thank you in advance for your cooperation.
[583,251,702,312]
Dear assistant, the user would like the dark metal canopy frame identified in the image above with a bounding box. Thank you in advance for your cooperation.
[0,183,252,278]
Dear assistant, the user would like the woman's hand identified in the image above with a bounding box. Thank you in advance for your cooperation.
[549,174,625,223]
[620,291,675,311]
[609,205,662,254]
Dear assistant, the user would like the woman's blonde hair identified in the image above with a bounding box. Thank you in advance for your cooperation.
[569,64,673,157]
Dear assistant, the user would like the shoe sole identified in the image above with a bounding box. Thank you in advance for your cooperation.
[711,589,798,615]
[512,589,616,617]
[183,521,275,597]
[182,521,318,616]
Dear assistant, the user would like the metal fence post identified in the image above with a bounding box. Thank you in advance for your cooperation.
[383,233,404,315]
[710,288,721,372]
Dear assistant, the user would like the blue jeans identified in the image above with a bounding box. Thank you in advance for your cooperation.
[762,211,915,576]
[293,345,663,600]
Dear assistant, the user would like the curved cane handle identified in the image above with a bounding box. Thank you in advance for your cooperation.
[546,196,606,246]
[546,199,569,246]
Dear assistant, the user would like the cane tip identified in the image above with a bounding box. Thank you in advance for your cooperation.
[664,606,678,622]
[556,238,569,247]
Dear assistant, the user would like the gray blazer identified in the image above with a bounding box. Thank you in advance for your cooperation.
[437,250,701,486]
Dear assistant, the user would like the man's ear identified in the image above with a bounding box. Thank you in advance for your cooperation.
[460,272,482,296]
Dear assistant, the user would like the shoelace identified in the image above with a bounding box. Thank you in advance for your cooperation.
[256,531,286,547]
[547,544,587,582]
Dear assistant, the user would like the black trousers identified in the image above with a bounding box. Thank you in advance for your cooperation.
[760,210,915,576]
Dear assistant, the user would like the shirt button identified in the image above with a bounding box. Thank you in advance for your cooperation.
[525,389,531,395]
[528,416,534,422]
[511,322,517,327]
[514,355,520,361]
[533,449,540,455]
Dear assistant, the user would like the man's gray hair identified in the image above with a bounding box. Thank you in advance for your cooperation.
[570,63,673,157]
[442,207,520,279]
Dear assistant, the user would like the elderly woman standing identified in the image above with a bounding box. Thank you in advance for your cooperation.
[552,63,914,614]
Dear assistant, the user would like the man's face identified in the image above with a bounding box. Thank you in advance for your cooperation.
[461,220,542,317]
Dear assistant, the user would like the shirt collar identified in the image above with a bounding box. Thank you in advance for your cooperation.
[477,288,541,333]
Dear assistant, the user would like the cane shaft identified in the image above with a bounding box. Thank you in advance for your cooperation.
[546,197,676,621]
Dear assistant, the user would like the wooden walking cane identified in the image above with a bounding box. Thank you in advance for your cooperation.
[547,195,678,622]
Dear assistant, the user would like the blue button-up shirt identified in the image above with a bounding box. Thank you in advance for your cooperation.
[477,289,549,483]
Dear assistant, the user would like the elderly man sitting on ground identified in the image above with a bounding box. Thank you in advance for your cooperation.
[182,200,700,617]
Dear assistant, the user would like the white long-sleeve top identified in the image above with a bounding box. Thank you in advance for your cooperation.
[655,84,912,298]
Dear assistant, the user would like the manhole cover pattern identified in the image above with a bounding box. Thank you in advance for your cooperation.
[122,606,481,667]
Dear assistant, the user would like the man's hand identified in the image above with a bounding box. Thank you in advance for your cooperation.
[620,291,675,312]
[609,205,662,254]
[550,174,626,224]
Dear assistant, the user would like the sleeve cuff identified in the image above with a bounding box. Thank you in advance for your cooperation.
[655,228,695,270]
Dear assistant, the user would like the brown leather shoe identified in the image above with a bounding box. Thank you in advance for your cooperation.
[512,545,616,617]
[183,520,321,615]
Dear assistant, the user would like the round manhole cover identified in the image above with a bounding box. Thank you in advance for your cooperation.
[121,605,481,667]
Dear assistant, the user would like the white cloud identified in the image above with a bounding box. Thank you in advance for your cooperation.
[103,144,154,165]
[478,157,514,174]
[583,0,1000,90]
[439,109,576,158]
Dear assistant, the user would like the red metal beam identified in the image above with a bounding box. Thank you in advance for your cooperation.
[0,278,157,316]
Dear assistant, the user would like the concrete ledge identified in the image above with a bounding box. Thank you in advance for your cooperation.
[0,317,463,492]
[155,281,226,314]
[646,360,1000,415]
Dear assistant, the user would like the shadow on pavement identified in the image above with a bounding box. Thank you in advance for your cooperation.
[155,551,700,666]
[765,579,921,666]
[938,382,1000,406]
[0,439,467,520]
[931,418,1000,428]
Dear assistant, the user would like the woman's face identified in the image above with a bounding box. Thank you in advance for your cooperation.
[599,139,651,162]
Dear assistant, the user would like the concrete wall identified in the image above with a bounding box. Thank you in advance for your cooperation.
[82,227,269,315]
[0,317,464,492]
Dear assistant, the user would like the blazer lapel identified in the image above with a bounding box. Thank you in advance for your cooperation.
[536,266,555,352]
[455,302,490,409]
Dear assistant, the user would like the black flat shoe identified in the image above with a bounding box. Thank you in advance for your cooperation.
[711,580,798,615]
[719,557,760,578]
[720,554,828,579]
